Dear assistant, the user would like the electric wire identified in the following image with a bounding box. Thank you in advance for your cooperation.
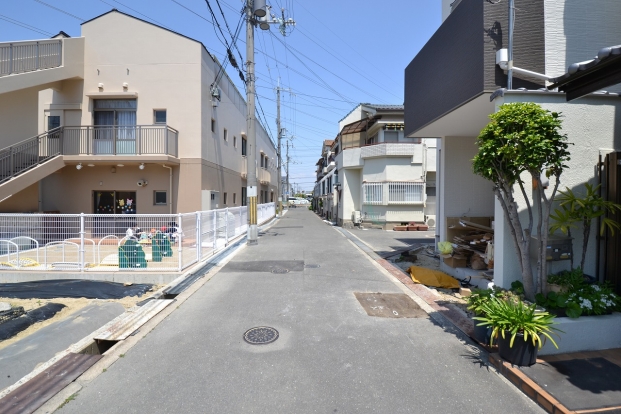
[33,0,85,21]
[0,14,53,37]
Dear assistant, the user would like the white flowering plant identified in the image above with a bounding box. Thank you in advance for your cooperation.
[565,283,620,317]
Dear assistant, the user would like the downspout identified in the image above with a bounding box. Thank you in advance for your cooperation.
[597,155,603,282]
[163,165,173,214]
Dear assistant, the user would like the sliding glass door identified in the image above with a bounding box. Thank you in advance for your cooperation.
[93,99,137,154]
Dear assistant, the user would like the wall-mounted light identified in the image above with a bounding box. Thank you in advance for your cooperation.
[98,82,104,89]
[87,163,95,167]
[139,163,145,170]
[117,164,124,167]
[76,163,83,170]
[122,82,128,90]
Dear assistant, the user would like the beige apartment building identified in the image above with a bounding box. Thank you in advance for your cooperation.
[0,9,278,215]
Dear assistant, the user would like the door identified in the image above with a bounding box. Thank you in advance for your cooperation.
[94,111,114,154]
[93,99,137,155]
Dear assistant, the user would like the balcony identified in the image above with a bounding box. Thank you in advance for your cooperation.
[326,160,336,172]
[59,125,178,157]
[360,143,423,161]
[259,168,271,185]
[241,156,247,178]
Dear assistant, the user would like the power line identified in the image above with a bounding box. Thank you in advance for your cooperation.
[33,0,85,21]
[0,14,53,36]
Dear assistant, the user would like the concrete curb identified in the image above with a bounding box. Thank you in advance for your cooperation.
[338,226,579,414]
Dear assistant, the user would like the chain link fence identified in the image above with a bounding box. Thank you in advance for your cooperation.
[0,203,275,272]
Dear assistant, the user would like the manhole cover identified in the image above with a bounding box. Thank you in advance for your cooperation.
[304,264,320,268]
[271,267,289,274]
[244,327,279,345]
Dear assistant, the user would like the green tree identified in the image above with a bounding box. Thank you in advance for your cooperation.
[550,183,621,272]
[473,103,570,300]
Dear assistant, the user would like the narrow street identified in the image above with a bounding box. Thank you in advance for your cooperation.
[58,209,542,413]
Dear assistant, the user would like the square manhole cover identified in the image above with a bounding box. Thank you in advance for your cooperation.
[354,292,427,318]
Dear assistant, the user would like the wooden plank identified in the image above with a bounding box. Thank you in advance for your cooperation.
[94,299,173,341]
[0,353,101,414]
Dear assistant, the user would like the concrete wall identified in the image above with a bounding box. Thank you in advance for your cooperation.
[0,86,40,146]
[41,164,175,214]
[0,183,39,213]
[544,0,621,93]
[493,91,621,289]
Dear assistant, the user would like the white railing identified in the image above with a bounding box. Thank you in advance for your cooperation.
[0,203,275,272]
[0,39,62,77]
[360,143,423,159]
[363,182,425,205]
[388,182,425,204]
[363,182,384,205]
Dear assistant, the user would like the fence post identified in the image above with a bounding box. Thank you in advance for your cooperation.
[177,213,183,271]
[9,44,12,74]
[196,212,201,262]
[225,207,229,246]
[36,41,39,70]
[79,213,85,272]
[213,209,217,255]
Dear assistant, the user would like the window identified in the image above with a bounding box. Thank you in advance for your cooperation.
[241,137,247,156]
[223,128,228,141]
[94,191,137,214]
[211,118,216,132]
[233,193,236,204]
[47,116,61,131]
[270,192,274,202]
[363,183,383,205]
[223,192,228,205]
[264,156,268,169]
[384,130,399,143]
[154,110,167,124]
[154,191,167,205]
[241,187,247,206]
[388,182,424,203]
[234,136,237,147]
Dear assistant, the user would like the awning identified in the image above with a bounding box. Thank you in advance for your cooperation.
[340,116,380,135]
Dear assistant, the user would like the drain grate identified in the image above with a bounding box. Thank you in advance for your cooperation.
[271,267,289,274]
[304,264,320,269]
[244,326,279,345]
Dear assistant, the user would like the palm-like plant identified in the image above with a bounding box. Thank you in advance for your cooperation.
[551,183,621,271]
[473,297,561,349]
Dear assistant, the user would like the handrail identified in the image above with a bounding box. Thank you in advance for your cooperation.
[0,39,63,77]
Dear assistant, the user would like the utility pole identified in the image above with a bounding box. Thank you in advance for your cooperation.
[507,0,514,89]
[286,139,290,200]
[245,0,295,244]
[275,78,293,215]
[276,78,282,215]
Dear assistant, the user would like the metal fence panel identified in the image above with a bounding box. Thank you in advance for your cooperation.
[0,204,274,272]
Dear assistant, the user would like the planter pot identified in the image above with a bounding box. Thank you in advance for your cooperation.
[497,332,538,367]
[472,322,492,345]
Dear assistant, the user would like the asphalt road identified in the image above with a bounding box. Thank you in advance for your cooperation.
[58,209,542,414]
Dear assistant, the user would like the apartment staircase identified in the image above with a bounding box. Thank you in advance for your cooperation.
[0,130,65,201]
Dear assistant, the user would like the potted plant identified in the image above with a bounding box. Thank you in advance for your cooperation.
[474,297,561,366]
[467,288,494,345]
[550,183,621,273]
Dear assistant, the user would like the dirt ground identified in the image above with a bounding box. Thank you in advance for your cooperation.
[385,247,470,316]
[0,283,165,350]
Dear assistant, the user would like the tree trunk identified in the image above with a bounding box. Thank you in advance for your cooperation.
[581,218,590,272]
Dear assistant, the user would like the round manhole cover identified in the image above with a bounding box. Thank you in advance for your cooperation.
[244,326,279,345]
[304,264,320,268]
[271,267,289,274]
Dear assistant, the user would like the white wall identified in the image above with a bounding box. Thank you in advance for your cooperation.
[493,91,621,288]
[544,0,621,94]
[439,136,495,240]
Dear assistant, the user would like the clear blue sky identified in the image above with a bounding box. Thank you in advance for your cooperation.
[0,0,441,192]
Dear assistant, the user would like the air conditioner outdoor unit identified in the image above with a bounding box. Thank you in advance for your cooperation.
[352,210,362,224]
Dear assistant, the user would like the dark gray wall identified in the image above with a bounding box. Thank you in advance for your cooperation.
[404,0,545,136]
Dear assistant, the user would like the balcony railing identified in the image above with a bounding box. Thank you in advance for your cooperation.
[0,40,62,77]
[360,143,423,159]
[0,125,178,185]
[259,168,271,184]
[61,125,178,157]
[241,156,247,178]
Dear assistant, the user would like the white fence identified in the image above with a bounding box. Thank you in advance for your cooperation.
[0,203,275,272]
